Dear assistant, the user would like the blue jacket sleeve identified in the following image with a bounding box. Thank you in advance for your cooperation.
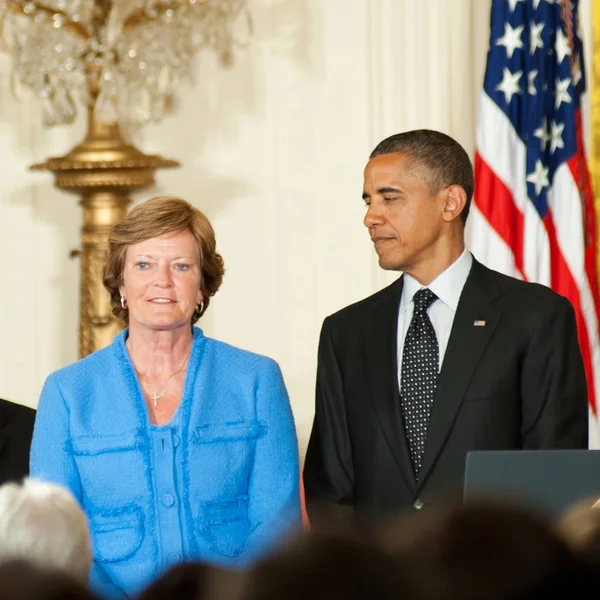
[30,374,82,499]
[239,359,302,564]
[30,375,128,600]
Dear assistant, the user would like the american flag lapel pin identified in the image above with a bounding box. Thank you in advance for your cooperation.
[473,320,486,327]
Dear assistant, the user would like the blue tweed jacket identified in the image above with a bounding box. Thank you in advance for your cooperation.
[30,328,301,599]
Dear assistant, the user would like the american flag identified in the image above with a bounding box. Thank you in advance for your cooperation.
[470,0,600,446]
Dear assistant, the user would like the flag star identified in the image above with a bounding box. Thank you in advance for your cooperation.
[534,116,550,151]
[530,22,544,54]
[496,67,522,103]
[555,28,571,63]
[496,22,524,58]
[528,70,538,95]
[526,160,550,196]
[550,121,565,153]
[508,0,525,10]
[555,77,572,109]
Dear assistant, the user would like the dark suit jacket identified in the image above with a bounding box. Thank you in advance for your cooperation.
[0,398,36,485]
[303,259,588,519]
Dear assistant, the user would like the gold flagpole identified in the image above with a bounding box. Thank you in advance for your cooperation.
[592,2,600,287]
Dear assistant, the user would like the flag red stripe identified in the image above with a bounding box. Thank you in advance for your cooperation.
[474,152,526,279]
[543,212,596,413]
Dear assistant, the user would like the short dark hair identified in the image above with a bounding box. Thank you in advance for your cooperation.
[382,500,596,600]
[370,129,474,224]
[243,531,413,600]
[137,562,237,600]
[0,560,95,600]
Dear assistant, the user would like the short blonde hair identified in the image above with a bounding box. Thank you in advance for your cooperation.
[103,196,225,324]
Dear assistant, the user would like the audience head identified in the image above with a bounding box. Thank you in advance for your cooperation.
[137,562,241,600]
[241,529,414,600]
[103,195,224,325]
[0,478,91,583]
[381,499,594,600]
[556,497,600,568]
[0,560,95,600]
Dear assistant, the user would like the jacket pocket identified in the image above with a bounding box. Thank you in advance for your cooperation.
[198,497,251,557]
[192,421,263,445]
[71,430,141,455]
[89,505,145,563]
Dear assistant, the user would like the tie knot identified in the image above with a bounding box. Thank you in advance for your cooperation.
[413,288,437,312]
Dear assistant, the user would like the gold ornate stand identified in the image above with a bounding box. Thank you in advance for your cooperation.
[590,2,600,283]
[590,2,600,282]
[32,105,179,357]
[1,1,248,357]
[593,3,600,282]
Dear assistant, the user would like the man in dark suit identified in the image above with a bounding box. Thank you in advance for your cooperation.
[0,397,35,484]
[303,130,588,520]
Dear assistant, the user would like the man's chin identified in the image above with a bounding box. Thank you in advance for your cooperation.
[377,254,403,272]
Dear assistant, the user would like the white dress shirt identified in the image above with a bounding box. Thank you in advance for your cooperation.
[397,250,473,389]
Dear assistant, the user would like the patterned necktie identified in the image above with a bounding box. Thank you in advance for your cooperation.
[400,288,439,478]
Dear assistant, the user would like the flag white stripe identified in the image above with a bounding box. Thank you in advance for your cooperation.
[476,92,528,215]
[467,205,521,278]
[475,92,551,285]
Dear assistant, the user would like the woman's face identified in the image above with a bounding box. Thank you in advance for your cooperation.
[119,229,204,333]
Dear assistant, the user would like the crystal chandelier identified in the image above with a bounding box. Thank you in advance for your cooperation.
[0,0,251,357]
[0,0,251,127]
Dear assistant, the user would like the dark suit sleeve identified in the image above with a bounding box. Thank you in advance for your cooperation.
[520,295,588,449]
[303,317,355,522]
[0,400,35,485]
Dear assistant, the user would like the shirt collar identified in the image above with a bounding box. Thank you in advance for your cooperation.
[400,250,473,313]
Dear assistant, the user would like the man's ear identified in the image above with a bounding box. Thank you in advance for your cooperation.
[442,185,467,223]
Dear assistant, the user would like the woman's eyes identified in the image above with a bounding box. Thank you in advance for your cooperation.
[133,262,192,271]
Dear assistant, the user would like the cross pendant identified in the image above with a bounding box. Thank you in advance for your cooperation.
[151,391,162,407]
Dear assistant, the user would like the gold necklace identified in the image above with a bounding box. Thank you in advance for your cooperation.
[137,353,190,407]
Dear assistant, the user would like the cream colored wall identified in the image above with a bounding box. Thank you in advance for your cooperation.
[0,0,592,458]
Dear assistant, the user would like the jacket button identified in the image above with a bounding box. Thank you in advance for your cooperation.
[168,552,181,564]
[413,499,424,511]
[162,494,175,507]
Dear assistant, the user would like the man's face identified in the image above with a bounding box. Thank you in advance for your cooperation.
[363,152,448,275]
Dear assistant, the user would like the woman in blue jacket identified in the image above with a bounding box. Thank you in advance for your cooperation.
[30,196,301,598]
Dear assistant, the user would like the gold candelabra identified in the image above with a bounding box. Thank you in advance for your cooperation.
[593,1,600,288]
[0,0,249,356]
[31,67,179,355]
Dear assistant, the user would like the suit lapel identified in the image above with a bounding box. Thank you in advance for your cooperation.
[362,277,417,492]
[418,260,502,489]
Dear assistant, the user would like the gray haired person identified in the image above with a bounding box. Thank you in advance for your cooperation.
[0,478,91,584]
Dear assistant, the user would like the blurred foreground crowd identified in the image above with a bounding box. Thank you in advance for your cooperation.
[1,478,599,600]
